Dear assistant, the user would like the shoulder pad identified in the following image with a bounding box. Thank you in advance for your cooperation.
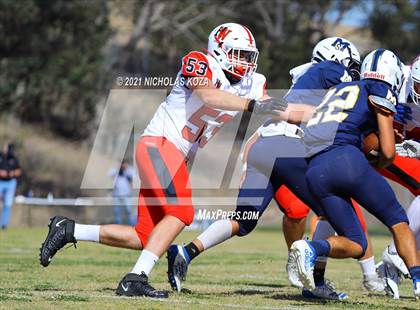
[369,95,396,113]
[181,51,213,80]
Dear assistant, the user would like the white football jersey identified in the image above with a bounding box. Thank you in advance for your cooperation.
[143,51,266,156]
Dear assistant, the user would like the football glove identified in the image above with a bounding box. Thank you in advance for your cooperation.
[248,97,288,115]
[396,140,420,159]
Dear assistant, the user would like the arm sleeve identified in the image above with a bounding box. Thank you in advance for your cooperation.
[181,51,213,80]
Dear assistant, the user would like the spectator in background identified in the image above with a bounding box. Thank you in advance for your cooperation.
[0,143,21,229]
[108,160,135,226]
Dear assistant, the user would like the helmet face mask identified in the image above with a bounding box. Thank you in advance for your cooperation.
[208,23,259,80]
[344,58,361,80]
[226,47,259,78]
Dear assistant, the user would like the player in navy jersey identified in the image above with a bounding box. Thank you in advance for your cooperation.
[289,49,420,300]
[284,39,385,297]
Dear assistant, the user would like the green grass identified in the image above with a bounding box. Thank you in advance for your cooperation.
[0,228,418,310]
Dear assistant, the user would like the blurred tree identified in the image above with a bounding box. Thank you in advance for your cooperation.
[0,0,365,140]
[236,0,359,87]
[0,0,110,139]
[112,0,359,88]
[367,0,419,63]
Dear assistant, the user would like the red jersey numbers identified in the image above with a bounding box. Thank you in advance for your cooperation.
[181,52,212,80]
[182,106,233,148]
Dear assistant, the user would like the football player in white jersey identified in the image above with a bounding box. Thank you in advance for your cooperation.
[377,55,420,299]
[39,23,288,298]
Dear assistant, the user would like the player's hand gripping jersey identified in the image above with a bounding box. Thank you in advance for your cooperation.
[143,51,266,156]
[256,60,356,140]
[241,40,363,223]
[260,36,360,139]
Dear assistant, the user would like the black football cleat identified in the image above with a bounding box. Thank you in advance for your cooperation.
[116,272,169,298]
[39,216,76,267]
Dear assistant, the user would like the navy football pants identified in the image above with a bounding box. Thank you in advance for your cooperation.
[306,145,408,255]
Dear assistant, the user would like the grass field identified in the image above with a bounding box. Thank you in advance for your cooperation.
[0,227,418,310]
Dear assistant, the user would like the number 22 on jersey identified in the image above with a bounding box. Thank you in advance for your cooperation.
[307,85,360,127]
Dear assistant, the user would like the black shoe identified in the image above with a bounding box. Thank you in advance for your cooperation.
[116,272,169,298]
[39,216,76,267]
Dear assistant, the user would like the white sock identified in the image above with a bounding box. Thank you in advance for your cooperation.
[131,249,159,276]
[359,256,376,276]
[312,220,336,263]
[196,219,233,250]
[74,224,100,242]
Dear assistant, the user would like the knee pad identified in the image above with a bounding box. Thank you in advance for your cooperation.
[234,205,259,237]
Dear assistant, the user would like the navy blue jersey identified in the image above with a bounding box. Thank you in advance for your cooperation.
[284,61,353,105]
[304,79,398,155]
